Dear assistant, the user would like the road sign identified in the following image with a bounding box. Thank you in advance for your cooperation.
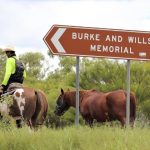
[43,24,150,60]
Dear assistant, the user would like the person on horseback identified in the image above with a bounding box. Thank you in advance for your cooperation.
[0,46,26,94]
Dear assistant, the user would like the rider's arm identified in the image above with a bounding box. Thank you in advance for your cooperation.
[2,58,15,85]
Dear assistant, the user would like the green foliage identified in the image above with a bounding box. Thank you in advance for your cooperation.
[0,115,16,131]
[0,95,13,106]
[80,58,126,91]
[59,56,76,73]
[0,126,150,150]
[130,61,150,103]
[1,47,150,126]
[0,49,6,82]
[19,52,46,79]
[140,100,150,120]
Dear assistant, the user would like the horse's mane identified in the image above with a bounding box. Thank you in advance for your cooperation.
[64,89,98,103]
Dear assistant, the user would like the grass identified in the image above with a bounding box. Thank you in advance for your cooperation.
[0,125,149,150]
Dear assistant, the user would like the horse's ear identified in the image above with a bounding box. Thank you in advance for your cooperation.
[67,88,70,92]
[61,88,64,94]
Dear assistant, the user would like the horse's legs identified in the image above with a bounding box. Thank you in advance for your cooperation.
[27,119,33,129]
[16,119,22,128]
[117,116,126,127]
[84,116,93,127]
[0,113,3,119]
[118,116,135,128]
[130,117,135,128]
[89,119,94,127]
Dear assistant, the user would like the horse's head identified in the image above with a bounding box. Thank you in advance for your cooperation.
[54,88,70,116]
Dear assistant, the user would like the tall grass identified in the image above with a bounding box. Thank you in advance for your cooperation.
[0,125,149,150]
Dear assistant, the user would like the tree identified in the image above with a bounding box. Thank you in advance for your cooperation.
[80,58,126,91]
[130,61,150,102]
[59,56,76,73]
[0,48,7,82]
[19,52,46,79]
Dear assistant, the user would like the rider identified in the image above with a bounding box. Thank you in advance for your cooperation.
[0,46,26,94]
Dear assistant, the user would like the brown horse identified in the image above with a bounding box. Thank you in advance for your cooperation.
[54,89,136,127]
[0,86,48,128]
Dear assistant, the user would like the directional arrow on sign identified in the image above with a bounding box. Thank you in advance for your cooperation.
[43,24,150,60]
[51,28,66,53]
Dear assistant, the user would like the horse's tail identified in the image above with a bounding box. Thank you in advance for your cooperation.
[130,92,136,121]
[31,90,48,126]
[124,91,136,120]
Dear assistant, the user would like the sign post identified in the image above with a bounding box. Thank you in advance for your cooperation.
[44,24,150,126]
[75,56,80,126]
[126,60,130,126]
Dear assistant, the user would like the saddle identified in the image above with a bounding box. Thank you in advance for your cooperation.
[0,83,23,105]
[1,83,23,96]
[0,83,23,103]
[7,82,23,92]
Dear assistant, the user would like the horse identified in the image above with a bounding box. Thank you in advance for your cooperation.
[54,89,136,127]
[0,84,48,128]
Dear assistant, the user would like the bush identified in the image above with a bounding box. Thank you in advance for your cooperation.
[140,100,150,120]
[0,114,16,131]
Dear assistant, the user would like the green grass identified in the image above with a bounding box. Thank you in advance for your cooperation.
[0,125,149,150]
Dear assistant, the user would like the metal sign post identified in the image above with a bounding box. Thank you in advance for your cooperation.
[126,59,130,126]
[75,56,80,126]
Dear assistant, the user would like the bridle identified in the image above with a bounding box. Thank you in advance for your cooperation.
[55,95,69,115]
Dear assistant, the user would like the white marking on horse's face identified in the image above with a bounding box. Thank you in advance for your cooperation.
[0,102,9,114]
[13,89,26,116]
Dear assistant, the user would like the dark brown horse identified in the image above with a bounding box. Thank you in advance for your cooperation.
[0,86,48,128]
[54,89,136,127]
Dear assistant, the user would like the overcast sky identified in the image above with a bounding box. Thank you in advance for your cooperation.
[0,0,150,57]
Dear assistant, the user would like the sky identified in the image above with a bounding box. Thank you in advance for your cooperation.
[0,0,150,69]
